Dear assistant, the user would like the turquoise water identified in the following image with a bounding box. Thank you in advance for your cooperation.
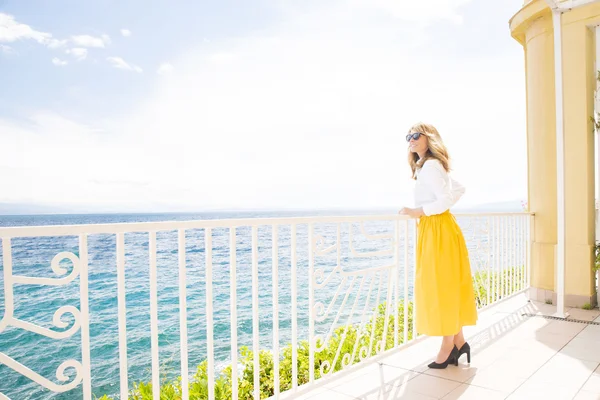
[0,211,492,400]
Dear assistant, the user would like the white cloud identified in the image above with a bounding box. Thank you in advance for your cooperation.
[66,47,88,61]
[0,1,528,211]
[274,0,474,25]
[347,0,474,24]
[71,34,110,48]
[0,44,13,54]
[51,57,67,66]
[0,113,151,210]
[157,62,174,75]
[107,56,143,73]
[207,52,237,64]
[120,29,131,37]
[0,13,112,52]
[47,39,67,49]
[0,13,51,44]
[108,2,526,210]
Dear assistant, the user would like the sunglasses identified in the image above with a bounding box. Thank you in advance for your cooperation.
[406,132,425,142]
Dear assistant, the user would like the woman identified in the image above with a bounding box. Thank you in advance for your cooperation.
[399,122,478,369]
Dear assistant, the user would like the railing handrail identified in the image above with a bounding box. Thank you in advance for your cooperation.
[0,211,534,237]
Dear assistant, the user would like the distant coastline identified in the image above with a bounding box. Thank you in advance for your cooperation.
[0,200,524,217]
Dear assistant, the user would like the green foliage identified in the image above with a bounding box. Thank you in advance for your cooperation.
[592,71,600,132]
[100,267,519,399]
[472,266,526,308]
[100,301,414,400]
[582,303,593,310]
[590,114,600,132]
[594,243,600,272]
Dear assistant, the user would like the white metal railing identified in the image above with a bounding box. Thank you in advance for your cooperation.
[0,212,532,400]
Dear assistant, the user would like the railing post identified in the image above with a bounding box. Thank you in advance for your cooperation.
[205,228,215,400]
[229,228,238,400]
[251,226,260,400]
[308,223,315,384]
[511,215,515,295]
[403,220,409,344]
[495,216,499,302]
[486,217,491,307]
[272,225,280,398]
[178,230,190,400]
[412,220,418,340]
[291,224,298,391]
[504,217,508,298]
[116,233,129,399]
[149,231,160,400]
[521,216,526,291]
[78,234,91,400]
[394,218,400,348]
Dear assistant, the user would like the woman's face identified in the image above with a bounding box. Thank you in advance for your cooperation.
[408,131,428,156]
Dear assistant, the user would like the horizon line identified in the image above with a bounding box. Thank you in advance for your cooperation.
[0,200,525,217]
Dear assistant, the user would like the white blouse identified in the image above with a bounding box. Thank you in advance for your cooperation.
[414,159,466,216]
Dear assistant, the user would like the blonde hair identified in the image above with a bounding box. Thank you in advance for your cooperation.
[407,122,451,179]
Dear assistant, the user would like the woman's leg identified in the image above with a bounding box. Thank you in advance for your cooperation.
[434,335,456,363]
[453,327,466,349]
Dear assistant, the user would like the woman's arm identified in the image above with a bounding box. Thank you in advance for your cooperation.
[450,176,466,204]
[419,160,464,216]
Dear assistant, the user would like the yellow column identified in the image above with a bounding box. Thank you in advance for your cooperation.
[524,11,557,294]
[510,1,598,306]
[562,12,596,303]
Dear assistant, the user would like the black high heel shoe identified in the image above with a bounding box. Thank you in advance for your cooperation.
[456,342,471,363]
[428,346,459,369]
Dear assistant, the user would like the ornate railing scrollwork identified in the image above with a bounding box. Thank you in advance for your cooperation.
[12,251,81,286]
[10,306,81,339]
[0,243,85,397]
[0,353,83,393]
[310,220,398,379]
[349,222,394,258]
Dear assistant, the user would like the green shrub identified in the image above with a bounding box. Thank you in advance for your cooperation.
[472,266,526,308]
[594,243,600,272]
[100,267,518,399]
[98,301,413,400]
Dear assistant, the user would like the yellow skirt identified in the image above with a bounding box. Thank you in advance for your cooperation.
[415,211,478,336]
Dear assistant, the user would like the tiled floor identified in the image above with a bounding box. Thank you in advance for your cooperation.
[287,294,600,400]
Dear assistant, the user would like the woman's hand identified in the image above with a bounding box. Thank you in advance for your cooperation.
[399,207,425,219]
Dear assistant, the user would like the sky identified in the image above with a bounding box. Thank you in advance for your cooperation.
[0,0,527,213]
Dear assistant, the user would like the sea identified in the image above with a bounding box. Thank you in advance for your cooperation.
[0,206,519,400]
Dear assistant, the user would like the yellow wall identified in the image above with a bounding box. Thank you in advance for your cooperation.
[510,0,598,304]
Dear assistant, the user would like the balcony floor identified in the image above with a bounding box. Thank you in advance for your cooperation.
[289,294,600,400]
